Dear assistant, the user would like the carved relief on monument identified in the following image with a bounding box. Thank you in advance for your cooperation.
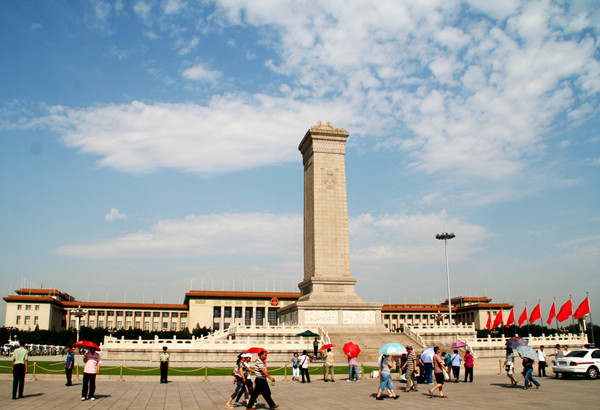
[321,168,338,190]
[312,140,346,154]
[304,310,338,324]
[342,310,376,324]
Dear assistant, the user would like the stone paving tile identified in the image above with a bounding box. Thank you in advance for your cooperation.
[1,373,599,409]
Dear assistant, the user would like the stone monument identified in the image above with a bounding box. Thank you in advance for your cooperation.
[279,122,383,330]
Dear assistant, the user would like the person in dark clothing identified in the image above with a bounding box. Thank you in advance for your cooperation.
[65,347,75,386]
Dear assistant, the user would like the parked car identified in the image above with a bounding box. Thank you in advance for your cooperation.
[552,348,600,379]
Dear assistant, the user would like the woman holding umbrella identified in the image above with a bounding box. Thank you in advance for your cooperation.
[375,353,399,400]
[504,348,518,387]
[76,342,101,401]
[343,342,360,382]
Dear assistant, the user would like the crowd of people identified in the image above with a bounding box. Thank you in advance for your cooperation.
[8,339,577,406]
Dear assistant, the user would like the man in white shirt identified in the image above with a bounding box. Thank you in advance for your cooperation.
[537,345,546,377]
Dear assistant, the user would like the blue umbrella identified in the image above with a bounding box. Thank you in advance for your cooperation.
[516,345,537,360]
[506,337,528,349]
[379,343,406,355]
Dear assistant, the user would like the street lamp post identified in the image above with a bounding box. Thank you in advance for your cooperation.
[71,305,88,342]
[436,232,455,326]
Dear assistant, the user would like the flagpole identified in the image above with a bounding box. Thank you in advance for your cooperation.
[554,297,558,331]
[570,294,575,327]
[539,299,543,335]
[587,292,595,347]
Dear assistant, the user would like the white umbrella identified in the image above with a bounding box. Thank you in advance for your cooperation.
[420,347,435,362]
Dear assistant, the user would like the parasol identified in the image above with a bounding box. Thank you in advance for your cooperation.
[73,341,101,351]
[516,345,537,360]
[245,347,268,354]
[506,337,528,349]
[319,344,336,351]
[297,330,320,337]
[343,342,361,357]
[451,342,468,348]
[379,343,407,355]
[420,347,435,362]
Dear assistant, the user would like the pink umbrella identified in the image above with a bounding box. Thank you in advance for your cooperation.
[451,342,468,348]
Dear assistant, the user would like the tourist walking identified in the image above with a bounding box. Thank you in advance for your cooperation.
[504,347,517,387]
[81,348,101,401]
[227,354,249,409]
[159,346,170,383]
[286,352,300,381]
[421,350,434,384]
[450,350,461,382]
[537,345,546,377]
[247,350,278,410]
[65,346,75,386]
[234,354,254,405]
[347,355,359,381]
[375,354,398,400]
[299,350,311,383]
[522,356,540,390]
[402,346,418,392]
[463,350,474,382]
[11,341,28,400]
[428,347,448,398]
[324,348,335,382]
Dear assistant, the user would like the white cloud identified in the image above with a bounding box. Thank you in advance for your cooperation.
[162,0,186,15]
[41,97,357,175]
[53,210,488,275]
[134,0,153,24]
[54,213,302,259]
[105,208,128,222]
[350,210,487,264]
[182,64,221,82]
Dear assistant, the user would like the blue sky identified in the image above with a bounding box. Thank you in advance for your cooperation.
[1,0,599,326]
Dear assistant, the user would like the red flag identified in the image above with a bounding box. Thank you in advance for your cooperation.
[547,302,556,325]
[529,304,541,324]
[556,299,573,322]
[505,309,515,327]
[518,307,528,327]
[492,310,503,328]
[574,297,590,319]
[486,312,492,331]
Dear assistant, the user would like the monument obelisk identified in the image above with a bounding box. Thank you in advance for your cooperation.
[279,122,383,329]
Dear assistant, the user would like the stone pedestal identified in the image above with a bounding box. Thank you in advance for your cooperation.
[279,122,383,327]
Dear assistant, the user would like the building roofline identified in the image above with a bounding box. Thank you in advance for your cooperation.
[62,301,188,310]
[184,290,301,303]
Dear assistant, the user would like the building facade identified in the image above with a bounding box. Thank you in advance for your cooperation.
[4,288,511,332]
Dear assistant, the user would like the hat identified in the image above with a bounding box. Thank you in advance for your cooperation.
[241,353,252,358]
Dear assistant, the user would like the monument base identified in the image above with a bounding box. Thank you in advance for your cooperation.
[278,299,385,329]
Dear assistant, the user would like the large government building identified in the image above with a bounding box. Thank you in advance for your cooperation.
[4,288,511,332]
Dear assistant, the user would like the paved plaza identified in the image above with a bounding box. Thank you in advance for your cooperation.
[1,364,598,409]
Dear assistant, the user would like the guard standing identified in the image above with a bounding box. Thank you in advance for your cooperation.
[12,341,29,400]
[159,346,170,383]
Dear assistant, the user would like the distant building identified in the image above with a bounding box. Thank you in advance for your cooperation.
[4,288,512,332]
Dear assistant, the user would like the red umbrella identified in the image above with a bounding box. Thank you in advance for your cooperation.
[343,342,361,357]
[73,341,101,351]
[319,344,336,351]
[245,347,268,354]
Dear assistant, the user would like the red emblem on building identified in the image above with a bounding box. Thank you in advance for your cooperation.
[270,297,279,306]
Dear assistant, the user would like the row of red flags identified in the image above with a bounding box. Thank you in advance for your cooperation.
[486,297,591,330]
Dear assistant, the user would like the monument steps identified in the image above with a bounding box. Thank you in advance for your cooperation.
[326,331,422,362]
